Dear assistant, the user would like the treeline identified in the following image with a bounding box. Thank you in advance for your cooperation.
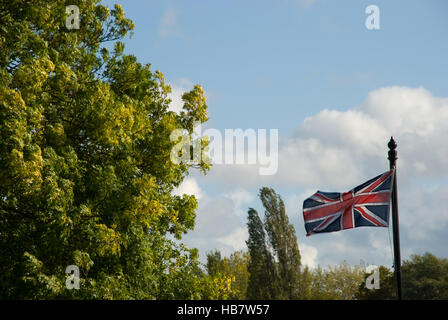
[204,188,448,300]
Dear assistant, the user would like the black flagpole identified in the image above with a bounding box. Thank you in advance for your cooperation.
[388,137,402,300]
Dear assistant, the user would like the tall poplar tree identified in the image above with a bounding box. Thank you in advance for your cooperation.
[260,187,302,299]
[246,188,302,299]
[246,208,278,299]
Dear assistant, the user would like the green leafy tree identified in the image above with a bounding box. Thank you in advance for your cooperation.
[246,187,303,299]
[224,250,250,299]
[297,265,313,299]
[206,250,223,277]
[0,0,212,299]
[206,249,250,299]
[260,187,302,299]
[356,265,395,300]
[401,252,448,300]
[307,262,364,300]
[307,266,329,299]
[357,253,448,300]
[323,261,364,300]
[246,208,279,299]
[199,272,235,300]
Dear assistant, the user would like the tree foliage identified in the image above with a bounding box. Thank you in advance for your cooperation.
[204,247,448,300]
[206,250,250,300]
[401,252,448,299]
[246,188,302,299]
[307,262,364,300]
[356,265,395,300]
[260,187,302,299]
[0,0,212,299]
[356,253,448,300]
[246,207,278,299]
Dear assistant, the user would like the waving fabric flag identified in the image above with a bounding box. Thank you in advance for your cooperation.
[303,170,394,236]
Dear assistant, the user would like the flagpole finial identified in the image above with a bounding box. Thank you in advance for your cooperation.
[386,136,402,300]
[388,137,397,167]
[388,136,397,150]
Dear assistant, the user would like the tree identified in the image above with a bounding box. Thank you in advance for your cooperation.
[298,265,313,299]
[223,250,250,299]
[307,266,329,299]
[357,253,448,300]
[246,188,303,299]
[260,187,302,299]
[206,250,223,278]
[306,262,364,300]
[356,265,395,300]
[0,0,212,299]
[246,208,279,299]
[323,261,364,300]
[401,252,448,300]
[206,249,250,299]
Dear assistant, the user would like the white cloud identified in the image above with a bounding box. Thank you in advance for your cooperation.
[167,78,213,114]
[182,195,247,260]
[202,86,448,189]
[189,86,448,266]
[216,227,248,252]
[167,78,194,113]
[225,188,254,217]
[278,137,362,189]
[226,188,253,208]
[300,243,318,268]
[362,86,443,137]
[173,177,203,200]
[167,86,185,114]
[399,184,448,240]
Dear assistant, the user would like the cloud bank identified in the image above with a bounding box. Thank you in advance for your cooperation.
[179,86,448,268]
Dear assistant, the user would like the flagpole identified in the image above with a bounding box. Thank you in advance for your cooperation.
[388,137,402,300]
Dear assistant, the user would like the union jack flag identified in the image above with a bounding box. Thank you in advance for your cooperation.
[303,170,394,236]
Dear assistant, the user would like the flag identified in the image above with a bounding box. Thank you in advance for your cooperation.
[302,170,394,236]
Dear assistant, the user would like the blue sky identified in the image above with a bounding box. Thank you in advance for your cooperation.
[101,0,448,268]
[102,0,448,132]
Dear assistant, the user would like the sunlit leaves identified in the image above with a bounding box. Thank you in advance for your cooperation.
[1,0,211,299]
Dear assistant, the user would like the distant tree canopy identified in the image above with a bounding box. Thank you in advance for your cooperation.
[210,247,448,300]
[401,252,448,299]
[224,187,448,301]
[206,250,250,300]
[356,265,395,300]
[0,0,216,299]
[357,252,448,300]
